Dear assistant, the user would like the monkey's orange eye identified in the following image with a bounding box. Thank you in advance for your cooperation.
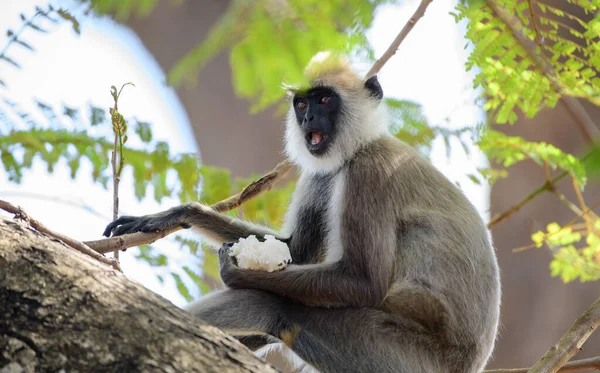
[296,100,307,110]
[320,95,331,104]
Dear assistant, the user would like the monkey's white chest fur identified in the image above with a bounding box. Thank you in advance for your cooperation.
[229,235,292,272]
[322,171,346,264]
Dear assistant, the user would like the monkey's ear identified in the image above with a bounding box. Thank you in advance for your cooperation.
[364,75,383,101]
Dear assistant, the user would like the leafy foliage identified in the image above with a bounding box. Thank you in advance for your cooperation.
[455,0,600,124]
[0,127,201,201]
[531,220,600,282]
[386,98,479,159]
[168,0,393,112]
[81,0,169,19]
[478,129,587,187]
[586,144,600,177]
[0,4,80,86]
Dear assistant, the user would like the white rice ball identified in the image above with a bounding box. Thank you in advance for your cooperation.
[229,235,292,272]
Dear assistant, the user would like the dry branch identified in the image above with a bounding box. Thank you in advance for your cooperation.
[85,161,294,254]
[365,0,434,78]
[0,199,120,271]
[484,356,600,373]
[528,296,600,373]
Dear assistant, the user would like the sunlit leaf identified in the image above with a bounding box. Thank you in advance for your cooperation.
[171,272,193,302]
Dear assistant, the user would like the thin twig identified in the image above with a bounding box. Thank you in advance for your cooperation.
[526,0,542,49]
[528,296,600,373]
[365,0,434,78]
[488,179,552,229]
[543,162,584,216]
[85,161,295,254]
[0,199,121,271]
[484,355,600,373]
[570,175,592,233]
[210,161,294,212]
[486,0,599,144]
[511,199,600,253]
[487,151,594,228]
[109,83,134,262]
[111,122,119,261]
[550,189,584,216]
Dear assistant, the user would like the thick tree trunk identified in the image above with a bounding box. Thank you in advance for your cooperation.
[0,218,279,373]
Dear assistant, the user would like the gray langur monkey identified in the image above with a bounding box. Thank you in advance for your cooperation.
[103,51,501,373]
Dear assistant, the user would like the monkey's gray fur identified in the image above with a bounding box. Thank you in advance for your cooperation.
[104,51,501,373]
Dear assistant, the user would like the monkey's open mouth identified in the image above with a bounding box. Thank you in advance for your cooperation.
[304,130,331,155]
[306,131,324,146]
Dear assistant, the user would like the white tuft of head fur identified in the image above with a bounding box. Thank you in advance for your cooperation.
[284,52,389,174]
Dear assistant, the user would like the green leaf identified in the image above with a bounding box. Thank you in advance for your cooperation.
[171,272,193,302]
[0,54,21,69]
[1,127,204,204]
[467,174,481,185]
[15,39,34,51]
[168,0,385,112]
[478,130,587,188]
[135,245,168,267]
[57,8,81,34]
[26,22,48,33]
[90,105,106,126]
[456,1,600,125]
[62,105,79,122]
[585,145,600,177]
[134,120,153,143]
[183,266,211,295]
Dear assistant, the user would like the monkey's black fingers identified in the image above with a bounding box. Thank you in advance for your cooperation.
[102,216,140,237]
[112,221,147,237]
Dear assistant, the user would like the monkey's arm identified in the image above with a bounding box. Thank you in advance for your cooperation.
[218,220,394,308]
[103,202,281,244]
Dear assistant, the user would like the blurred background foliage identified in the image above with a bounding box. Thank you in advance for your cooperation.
[2,0,600,300]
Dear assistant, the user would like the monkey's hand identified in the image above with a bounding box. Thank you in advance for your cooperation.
[102,206,192,237]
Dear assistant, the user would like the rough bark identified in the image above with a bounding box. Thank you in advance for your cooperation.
[0,218,279,373]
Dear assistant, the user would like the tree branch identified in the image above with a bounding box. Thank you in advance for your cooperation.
[484,356,600,373]
[365,0,434,78]
[0,218,279,373]
[486,0,599,144]
[487,151,594,228]
[528,296,600,373]
[85,160,295,254]
[0,199,120,271]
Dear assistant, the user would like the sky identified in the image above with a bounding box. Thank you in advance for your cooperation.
[0,0,487,307]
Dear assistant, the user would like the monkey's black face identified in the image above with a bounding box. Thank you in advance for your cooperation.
[293,87,340,156]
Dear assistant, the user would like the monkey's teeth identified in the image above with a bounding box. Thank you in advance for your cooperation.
[310,132,323,145]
